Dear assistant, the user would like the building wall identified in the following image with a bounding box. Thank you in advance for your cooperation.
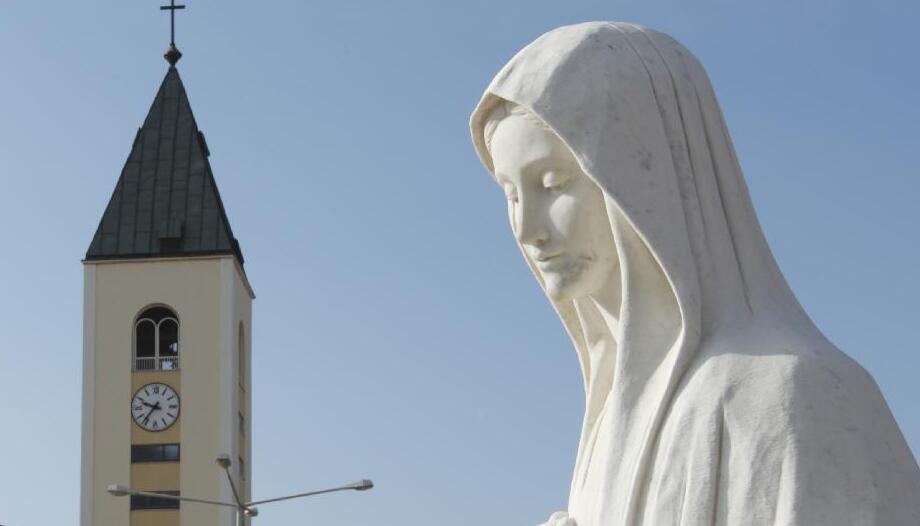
[81,256,253,526]
[233,259,253,507]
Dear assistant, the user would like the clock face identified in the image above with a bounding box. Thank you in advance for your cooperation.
[131,383,180,432]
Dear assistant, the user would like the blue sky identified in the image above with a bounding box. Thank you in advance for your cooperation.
[1,1,917,524]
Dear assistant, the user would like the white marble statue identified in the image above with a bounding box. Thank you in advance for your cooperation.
[469,22,920,526]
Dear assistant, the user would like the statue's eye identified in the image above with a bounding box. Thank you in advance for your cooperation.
[502,182,519,203]
[543,171,571,192]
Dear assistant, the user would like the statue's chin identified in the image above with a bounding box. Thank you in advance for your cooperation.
[544,274,582,302]
[544,266,612,303]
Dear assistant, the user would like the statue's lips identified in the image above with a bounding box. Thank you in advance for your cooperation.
[534,253,566,271]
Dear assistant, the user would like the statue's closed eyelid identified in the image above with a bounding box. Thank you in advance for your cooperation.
[542,170,572,190]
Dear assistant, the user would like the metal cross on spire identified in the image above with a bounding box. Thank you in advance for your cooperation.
[160,0,186,66]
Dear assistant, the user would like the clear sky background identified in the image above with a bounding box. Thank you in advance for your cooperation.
[1,1,918,525]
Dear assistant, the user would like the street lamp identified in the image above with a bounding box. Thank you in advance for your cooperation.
[108,455,373,524]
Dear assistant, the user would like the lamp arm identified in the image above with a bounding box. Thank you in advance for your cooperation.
[222,465,243,507]
[122,488,239,509]
[245,484,358,507]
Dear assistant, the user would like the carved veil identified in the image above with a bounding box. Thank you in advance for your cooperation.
[470,22,920,525]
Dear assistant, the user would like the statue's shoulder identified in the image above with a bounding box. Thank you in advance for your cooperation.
[686,332,881,422]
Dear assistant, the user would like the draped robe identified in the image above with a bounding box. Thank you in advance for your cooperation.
[469,22,920,526]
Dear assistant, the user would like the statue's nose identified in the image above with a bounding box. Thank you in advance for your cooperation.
[513,196,549,247]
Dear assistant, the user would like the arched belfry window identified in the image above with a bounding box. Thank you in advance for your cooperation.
[135,306,180,371]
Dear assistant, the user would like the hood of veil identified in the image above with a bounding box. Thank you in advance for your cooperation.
[470,22,816,519]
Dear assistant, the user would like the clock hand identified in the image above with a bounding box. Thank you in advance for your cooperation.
[142,406,156,425]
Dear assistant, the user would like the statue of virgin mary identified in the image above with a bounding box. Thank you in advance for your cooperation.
[469,22,920,525]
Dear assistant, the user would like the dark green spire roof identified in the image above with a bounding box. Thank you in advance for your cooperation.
[86,66,244,265]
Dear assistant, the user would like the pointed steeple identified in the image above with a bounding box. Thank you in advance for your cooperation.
[86,67,244,264]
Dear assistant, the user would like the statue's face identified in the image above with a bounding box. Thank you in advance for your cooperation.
[490,112,617,301]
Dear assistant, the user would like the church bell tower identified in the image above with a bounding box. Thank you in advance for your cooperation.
[80,14,254,525]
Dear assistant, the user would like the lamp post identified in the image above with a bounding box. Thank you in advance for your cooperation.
[108,455,373,525]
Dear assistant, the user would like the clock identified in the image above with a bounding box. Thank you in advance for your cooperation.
[131,382,180,432]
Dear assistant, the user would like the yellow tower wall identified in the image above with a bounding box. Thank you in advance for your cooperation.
[81,256,253,526]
